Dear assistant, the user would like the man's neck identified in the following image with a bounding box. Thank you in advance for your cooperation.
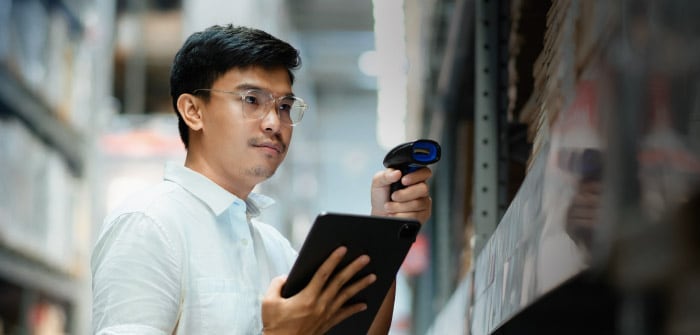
[184,155,254,200]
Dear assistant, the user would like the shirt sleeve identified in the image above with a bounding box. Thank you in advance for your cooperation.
[91,212,183,334]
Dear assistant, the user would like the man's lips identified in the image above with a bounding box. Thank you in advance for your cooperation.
[254,142,283,154]
[249,137,286,154]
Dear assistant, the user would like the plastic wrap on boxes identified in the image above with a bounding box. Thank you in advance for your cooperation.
[425,272,473,335]
[471,147,546,335]
[68,41,93,132]
[0,0,11,63]
[0,117,77,272]
[12,0,49,92]
[46,9,72,114]
[0,118,44,253]
[471,72,608,335]
[44,150,76,270]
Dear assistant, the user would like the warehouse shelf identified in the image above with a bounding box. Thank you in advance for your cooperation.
[0,0,115,333]
[0,67,85,176]
[0,246,82,303]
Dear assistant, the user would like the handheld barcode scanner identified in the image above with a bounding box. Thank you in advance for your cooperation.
[383,139,441,195]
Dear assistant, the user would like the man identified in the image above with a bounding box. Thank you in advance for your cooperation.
[91,24,433,334]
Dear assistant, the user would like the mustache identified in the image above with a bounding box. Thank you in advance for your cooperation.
[248,136,287,153]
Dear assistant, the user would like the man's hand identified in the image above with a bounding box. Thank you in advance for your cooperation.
[261,247,376,335]
[371,167,433,224]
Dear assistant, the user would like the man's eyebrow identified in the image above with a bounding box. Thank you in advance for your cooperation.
[235,83,295,97]
[235,83,261,90]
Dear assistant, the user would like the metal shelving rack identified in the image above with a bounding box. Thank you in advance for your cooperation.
[0,0,115,333]
[425,0,700,334]
[0,67,85,176]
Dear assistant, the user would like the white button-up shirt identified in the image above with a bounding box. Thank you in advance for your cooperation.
[91,163,298,334]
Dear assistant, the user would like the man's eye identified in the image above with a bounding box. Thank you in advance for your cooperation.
[243,95,258,105]
[279,98,296,111]
[278,103,292,112]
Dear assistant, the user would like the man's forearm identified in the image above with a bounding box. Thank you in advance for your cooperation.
[367,281,397,335]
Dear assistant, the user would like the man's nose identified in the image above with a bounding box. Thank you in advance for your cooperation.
[260,103,282,132]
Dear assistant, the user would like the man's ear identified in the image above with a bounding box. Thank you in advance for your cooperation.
[176,93,204,131]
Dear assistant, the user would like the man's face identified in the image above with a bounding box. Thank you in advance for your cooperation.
[197,66,295,189]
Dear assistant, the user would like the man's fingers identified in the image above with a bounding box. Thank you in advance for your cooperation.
[321,255,370,301]
[373,167,432,190]
[306,247,347,296]
[398,167,432,187]
[372,169,402,189]
[330,273,376,312]
[324,303,369,332]
[385,199,432,224]
[265,276,287,296]
[316,254,371,313]
[324,272,377,330]
[384,197,431,214]
[390,182,430,202]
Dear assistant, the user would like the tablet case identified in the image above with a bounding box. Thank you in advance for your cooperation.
[281,212,421,335]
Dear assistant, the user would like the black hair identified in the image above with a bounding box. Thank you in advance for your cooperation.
[169,24,302,148]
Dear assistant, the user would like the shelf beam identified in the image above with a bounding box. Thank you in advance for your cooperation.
[0,67,85,176]
[0,246,83,303]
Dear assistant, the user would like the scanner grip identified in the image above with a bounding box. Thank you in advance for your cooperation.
[389,166,421,194]
[390,182,404,195]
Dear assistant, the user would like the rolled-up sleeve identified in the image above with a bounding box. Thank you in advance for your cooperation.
[91,212,182,334]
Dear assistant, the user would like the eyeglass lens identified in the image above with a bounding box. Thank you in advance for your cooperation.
[242,90,304,125]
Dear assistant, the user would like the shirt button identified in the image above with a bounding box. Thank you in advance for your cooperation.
[241,238,249,246]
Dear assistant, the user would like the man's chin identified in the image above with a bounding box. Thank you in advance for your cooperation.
[246,166,277,179]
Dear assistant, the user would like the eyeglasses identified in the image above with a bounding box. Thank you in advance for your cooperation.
[193,88,307,126]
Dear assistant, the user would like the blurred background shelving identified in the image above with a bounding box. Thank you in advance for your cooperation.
[0,0,116,333]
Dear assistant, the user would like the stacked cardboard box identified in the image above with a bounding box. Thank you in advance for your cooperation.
[514,0,615,168]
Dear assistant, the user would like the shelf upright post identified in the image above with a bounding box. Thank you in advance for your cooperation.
[473,0,507,256]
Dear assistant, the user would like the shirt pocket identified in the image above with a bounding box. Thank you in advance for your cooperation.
[191,277,262,334]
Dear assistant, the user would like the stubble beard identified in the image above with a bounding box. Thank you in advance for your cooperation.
[246,166,276,179]
[245,136,286,179]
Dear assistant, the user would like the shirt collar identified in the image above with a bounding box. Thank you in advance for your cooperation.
[245,193,275,218]
[163,162,275,217]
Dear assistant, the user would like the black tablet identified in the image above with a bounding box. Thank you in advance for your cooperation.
[281,212,421,335]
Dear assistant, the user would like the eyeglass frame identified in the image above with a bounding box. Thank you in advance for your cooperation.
[192,88,308,126]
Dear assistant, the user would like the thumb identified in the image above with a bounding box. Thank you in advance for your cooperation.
[265,275,288,298]
[372,169,402,189]
[371,169,401,216]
